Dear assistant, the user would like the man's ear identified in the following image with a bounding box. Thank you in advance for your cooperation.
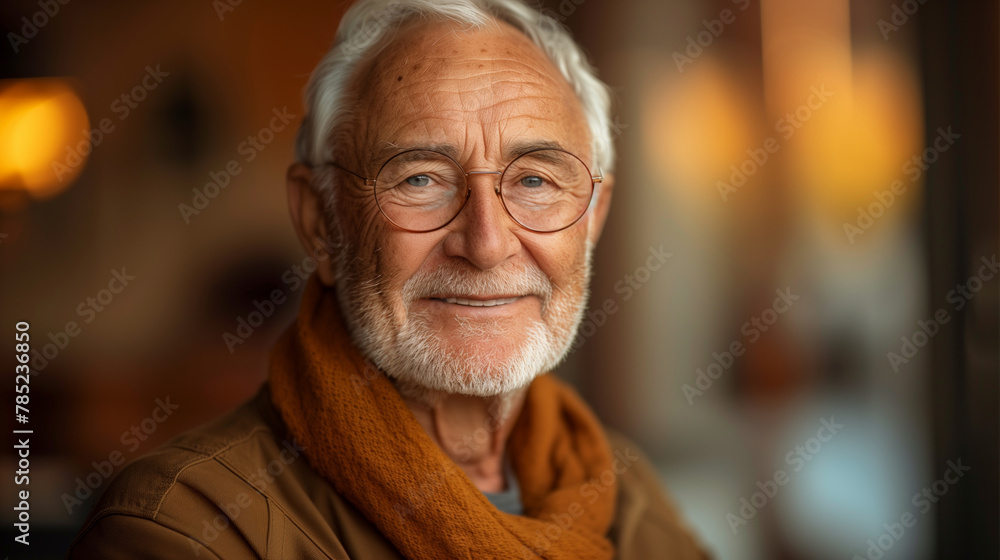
[587,173,615,245]
[287,163,338,287]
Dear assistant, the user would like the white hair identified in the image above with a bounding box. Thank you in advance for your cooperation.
[294,0,615,183]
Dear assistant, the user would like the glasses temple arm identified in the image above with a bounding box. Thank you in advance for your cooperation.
[321,161,369,182]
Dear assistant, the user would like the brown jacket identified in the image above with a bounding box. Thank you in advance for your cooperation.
[69,386,710,559]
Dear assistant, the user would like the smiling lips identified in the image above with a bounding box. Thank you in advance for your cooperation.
[432,296,522,307]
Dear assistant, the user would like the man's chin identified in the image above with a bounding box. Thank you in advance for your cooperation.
[377,324,563,399]
[390,366,541,399]
[438,334,535,357]
[343,290,581,400]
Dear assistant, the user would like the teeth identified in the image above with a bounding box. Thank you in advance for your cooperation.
[441,296,519,307]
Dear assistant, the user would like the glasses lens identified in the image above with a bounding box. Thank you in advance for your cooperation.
[375,150,466,231]
[500,149,594,232]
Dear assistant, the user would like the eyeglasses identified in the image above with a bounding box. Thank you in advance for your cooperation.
[323,148,602,233]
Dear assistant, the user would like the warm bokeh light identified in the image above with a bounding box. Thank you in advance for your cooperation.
[793,49,924,224]
[642,56,757,207]
[761,0,923,228]
[643,0,923,229]
[760,0,853,112]
[0,79,89,199]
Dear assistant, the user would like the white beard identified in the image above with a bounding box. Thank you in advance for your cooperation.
[331,233,594,400]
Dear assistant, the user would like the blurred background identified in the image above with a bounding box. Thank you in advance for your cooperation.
[0,0,996,558]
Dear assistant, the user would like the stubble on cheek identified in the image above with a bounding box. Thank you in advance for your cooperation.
[544,231,594,319]
[330,192,406,332]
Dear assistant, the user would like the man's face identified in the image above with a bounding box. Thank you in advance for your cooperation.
[324,19,606,397]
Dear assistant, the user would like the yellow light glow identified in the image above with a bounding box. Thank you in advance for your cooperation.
[761,0,923,227]
[792,50,923,221]
[0,79,89,199]
[642,56,757,207]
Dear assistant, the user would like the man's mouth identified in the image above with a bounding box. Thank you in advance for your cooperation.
[431,296,522,307]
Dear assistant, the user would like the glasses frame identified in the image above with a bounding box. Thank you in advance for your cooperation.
[322,147,603,234]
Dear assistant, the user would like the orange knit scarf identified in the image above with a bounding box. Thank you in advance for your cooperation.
[269,276,617,559]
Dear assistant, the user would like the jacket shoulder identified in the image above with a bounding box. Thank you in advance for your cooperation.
[68,390,309,559]
[605,429,713,560]
[86,392,275,518]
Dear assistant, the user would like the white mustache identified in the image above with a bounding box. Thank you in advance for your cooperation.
[402,262,553,310]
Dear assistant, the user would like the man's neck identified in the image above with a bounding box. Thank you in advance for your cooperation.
[396,381,527,493]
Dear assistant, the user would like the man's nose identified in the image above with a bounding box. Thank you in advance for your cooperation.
[441,172,521,271]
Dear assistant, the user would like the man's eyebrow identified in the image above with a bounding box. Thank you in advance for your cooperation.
[368,143,461,169]
[366,140,569,170]
[502,140,567,161]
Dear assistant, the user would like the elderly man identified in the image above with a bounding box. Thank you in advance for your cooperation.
[70,0,708,558]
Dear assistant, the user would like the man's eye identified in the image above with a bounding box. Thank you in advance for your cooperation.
[520,176,544,188]
[406,175,431,187]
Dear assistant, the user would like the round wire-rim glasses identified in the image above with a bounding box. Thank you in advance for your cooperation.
[322,147,603,234]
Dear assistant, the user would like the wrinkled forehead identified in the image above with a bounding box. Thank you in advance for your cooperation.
[345,18,592,168]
